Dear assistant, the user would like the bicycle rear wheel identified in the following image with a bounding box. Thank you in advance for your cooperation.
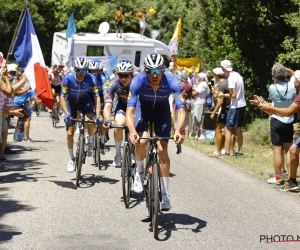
[75,134,84,187]
[152,163,159,239]
[122,143,132,208]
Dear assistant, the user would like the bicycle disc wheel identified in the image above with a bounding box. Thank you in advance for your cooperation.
[95,132,101,169]
[121,143,131,208]
[152,163,159,239]
[75,134,84,187]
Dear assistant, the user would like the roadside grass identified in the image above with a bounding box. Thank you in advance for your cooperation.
[184,138,274,182]
[184,119,280,182]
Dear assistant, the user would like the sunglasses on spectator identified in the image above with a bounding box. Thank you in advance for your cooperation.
[147,69,163,75]
[77,69,87,73]
[118,73,131,78]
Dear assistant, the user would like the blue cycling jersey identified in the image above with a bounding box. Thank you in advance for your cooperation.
[127,71,185,110]
[61,73,99,101]
[98,72,110,92]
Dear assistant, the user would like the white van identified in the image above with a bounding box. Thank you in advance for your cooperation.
[51,32,171,70]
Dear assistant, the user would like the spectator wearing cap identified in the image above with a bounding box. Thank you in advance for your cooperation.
[175,72,192,137]
[209,67,235,157]
[254,69,300,191]
[192,72,209,140]
[217,60,246,157]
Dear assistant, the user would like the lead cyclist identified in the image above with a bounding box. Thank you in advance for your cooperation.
[126,53,186,211]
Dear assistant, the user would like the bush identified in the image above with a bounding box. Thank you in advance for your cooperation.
[243,118,271,147]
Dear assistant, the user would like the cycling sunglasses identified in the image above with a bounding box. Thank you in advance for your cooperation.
[77,69,87,73]
[147,69,163,75]
[89,70,98,73]
[118,73,131,78]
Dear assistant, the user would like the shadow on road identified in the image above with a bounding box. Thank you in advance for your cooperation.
[0,187,34,244]
[120,193,145,209]
[75,174,119,188]
[49,180,77,190]
[143,213,207,241]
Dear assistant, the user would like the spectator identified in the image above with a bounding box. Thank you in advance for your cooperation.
[175,72,192,137]
[209,67,235,157]
[254,69,300,191]
[115,7,131,38]
[192,72,208,140]
[217,60,246,157]
[14,84,42,142]
[110,69,117,79]
[137,7,147,38]
[0,52,6,73]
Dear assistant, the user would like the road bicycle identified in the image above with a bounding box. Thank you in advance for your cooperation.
[111,125,136,208]
[71,117,97,187]
[141,126,181,239]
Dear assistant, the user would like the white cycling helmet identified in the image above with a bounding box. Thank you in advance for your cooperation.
[116,60,134,73]
[98,63,104,70]
[74,57,88,69]
[144,53,164,71]
[88,61,99,70]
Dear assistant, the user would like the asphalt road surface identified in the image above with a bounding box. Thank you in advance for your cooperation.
[1,112,300,250]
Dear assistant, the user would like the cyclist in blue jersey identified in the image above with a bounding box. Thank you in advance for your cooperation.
[104,60,134,167]
[88,61,106,149]
[126,53,186,211]
[61,57,102,172]
[98,63,110,95]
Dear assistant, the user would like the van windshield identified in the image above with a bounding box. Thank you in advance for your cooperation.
[87,46,104,56]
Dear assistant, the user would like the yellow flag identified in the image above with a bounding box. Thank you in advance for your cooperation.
[168,18,182,55]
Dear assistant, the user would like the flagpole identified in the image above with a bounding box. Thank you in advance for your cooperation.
[6,1,27,62]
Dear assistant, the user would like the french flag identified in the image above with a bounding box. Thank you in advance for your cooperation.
[12,8,53,109]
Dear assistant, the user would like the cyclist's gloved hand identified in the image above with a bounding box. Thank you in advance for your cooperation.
[104,119,112,127]
[64,113,71,123]
[95,116,102,125]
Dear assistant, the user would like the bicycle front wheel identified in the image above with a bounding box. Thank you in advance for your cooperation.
[95,131,101,169]
[121,143,132,208]
[152,163,159,239]
[75,134,84,187]
[53,103,58,128]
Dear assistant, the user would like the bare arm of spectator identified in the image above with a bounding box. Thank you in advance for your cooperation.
[14,85,31,96]
[218,87,236,99]
[2,106,24,117]
[258,102,298,117]
[32,96,42,105]
[286,68,294,77]
[210,97,223,120]
[1,67,13,97]
[12,74,28,93]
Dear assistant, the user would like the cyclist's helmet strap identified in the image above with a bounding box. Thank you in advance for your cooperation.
[116,60,134,73]
[144,53,164,71]
[74,57,88,70]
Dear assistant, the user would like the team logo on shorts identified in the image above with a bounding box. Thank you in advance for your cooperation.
[62,86,68,94]
[128,91,132,100]
[179,92,184,102]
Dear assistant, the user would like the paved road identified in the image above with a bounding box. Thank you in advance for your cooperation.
[1,112,300,250]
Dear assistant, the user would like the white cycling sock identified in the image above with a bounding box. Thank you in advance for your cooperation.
[115,141,122,156]
[136,160,144,173]
[88,135,93,144]
[160,177,169,197]
[69,149,74,160]
[100,135,105,144]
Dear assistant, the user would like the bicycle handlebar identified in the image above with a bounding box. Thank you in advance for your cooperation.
[139,135,182,154]
[70,118,96,123]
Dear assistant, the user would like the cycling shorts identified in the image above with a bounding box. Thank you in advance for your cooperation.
[51,84,61,95]
[66,96,94,127]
